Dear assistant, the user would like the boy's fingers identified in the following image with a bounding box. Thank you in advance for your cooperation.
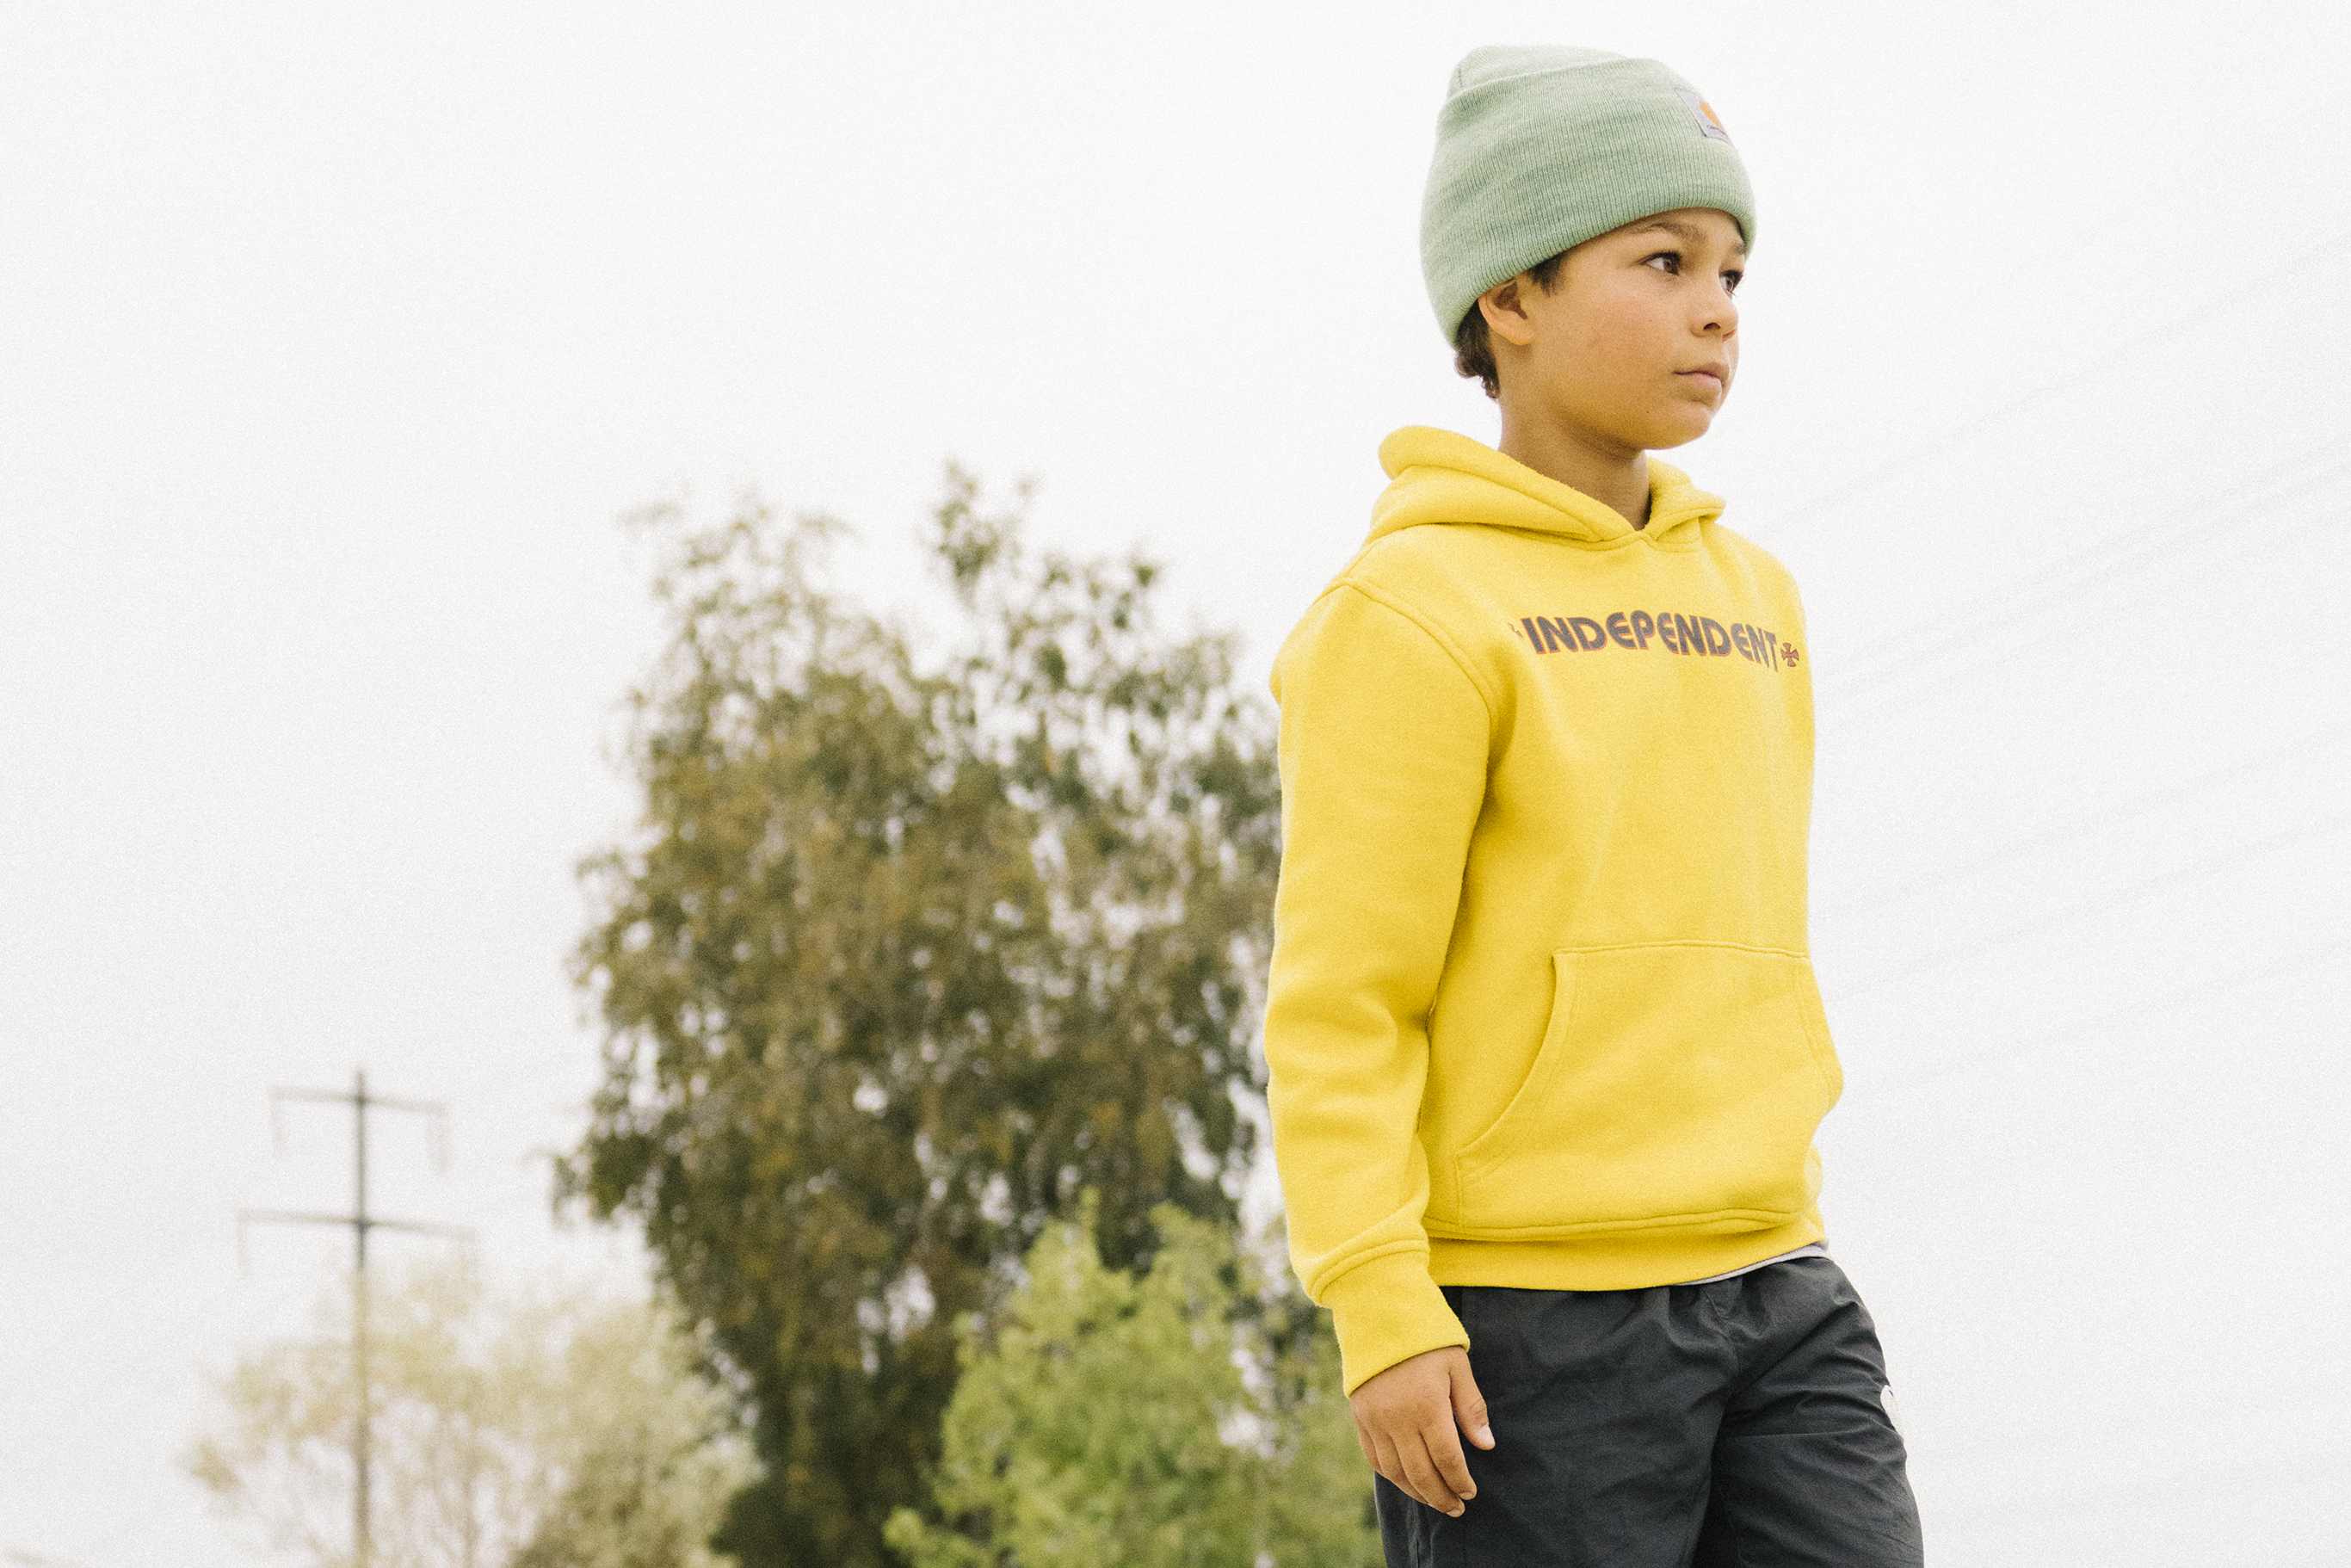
[1422,1417,1478,1503]
[1370,1432,1422,1508]
[1448,1359,1496,1449]
[1398,1430,1465,1516]
[1347,1349,1484,1514]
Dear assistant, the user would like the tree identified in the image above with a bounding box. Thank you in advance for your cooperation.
[565,472,1282,1566]
[187,1255,750,1568]
[885,1202,1376,1568]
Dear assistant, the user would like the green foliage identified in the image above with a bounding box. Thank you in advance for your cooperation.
[565,471,1282,1566]
[885,1203,1376,1568]
[186,1255,750,1568]
[509,1297,755,1568]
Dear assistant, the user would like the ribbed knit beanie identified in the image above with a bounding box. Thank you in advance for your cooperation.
[1421,46,1756,341]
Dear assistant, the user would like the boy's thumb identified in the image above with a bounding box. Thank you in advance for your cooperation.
[1449,1358,1495,1449]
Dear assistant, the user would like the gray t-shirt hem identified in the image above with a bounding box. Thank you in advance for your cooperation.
[1667,1242,1830,1287]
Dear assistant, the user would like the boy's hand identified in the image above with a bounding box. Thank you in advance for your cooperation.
[1348,1345,1494,1516]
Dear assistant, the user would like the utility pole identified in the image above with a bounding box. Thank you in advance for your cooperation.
[239,1070,470,1568]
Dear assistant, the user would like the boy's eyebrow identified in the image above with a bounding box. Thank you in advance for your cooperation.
[1630,218,1749,259]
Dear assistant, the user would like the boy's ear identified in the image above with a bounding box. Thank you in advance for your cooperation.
[1479,277,1540,348]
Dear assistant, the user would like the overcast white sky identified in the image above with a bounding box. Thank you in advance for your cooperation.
[3,3,2347,1565]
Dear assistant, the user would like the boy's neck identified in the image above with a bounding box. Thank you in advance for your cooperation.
[1495,411,1653,529]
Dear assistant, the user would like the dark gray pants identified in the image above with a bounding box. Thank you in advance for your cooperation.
[1376,1257,1922,1567]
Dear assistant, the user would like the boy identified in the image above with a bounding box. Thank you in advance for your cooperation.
[1262,46,1923,1566]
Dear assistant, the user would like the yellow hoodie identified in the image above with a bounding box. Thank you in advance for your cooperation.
[1266,427,1841,1393]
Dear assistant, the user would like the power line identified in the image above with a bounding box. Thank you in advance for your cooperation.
[1822,497,2350,743]
[1816,719,2351,928]
[238,1071,470,1568]
[1815,439,2351,713]
[1762,229,2351,534]
[1840,808,2351,998]
[1857,935,2345,1102]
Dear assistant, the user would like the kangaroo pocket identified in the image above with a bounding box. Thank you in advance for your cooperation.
[1451,943,1842,1238]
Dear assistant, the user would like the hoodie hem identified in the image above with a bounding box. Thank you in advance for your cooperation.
[1426,1213,1824,1293]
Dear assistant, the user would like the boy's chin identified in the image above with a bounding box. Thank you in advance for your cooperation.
[1635,405,1719,451]
[1540,396,1716,453]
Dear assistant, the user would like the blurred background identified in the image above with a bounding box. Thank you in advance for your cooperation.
[3,2,2346,1564]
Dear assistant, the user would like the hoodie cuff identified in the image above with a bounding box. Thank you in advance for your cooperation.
[1321,1250,1471,1395]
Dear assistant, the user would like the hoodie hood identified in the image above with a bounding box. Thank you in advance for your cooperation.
[1369,426,1725,548]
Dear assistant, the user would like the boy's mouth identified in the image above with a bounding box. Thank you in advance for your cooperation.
[1675,364,1729,392]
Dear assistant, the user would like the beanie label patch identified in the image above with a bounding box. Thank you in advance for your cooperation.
[1675,89,1732,144]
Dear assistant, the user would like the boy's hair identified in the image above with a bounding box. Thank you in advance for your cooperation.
[1452,250,1567,399]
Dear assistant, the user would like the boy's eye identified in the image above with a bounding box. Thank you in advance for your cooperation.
[1722,269,1743,293]
[1644,250,1681,274]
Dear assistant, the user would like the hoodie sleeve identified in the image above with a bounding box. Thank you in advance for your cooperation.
[1266,579,1492,1393]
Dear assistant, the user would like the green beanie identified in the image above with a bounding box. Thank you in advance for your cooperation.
[1421,46,1756,341]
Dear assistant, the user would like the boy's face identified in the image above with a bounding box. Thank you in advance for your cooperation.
[1478,207,1745,454]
